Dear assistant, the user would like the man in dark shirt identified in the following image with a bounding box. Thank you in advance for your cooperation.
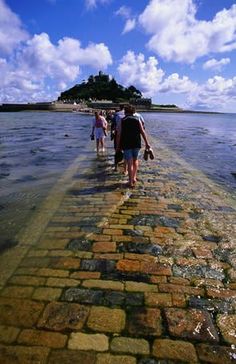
[116,105,150,188]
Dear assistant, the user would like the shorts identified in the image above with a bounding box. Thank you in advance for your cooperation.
[123,148,140,161]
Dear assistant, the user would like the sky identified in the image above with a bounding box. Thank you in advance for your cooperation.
[0,0,236,112]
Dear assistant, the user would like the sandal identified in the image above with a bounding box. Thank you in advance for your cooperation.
[143,149,149,161]
[148,148,154,160]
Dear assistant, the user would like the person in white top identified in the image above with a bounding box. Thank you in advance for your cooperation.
[91,111,107,153]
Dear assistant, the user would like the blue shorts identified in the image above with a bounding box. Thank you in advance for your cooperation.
[123,148,140,161]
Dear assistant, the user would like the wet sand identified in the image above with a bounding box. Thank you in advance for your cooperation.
[0,136,235,363]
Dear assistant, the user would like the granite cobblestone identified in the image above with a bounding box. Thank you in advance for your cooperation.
[0,140,235,363]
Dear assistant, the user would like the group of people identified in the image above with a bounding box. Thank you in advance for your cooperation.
[90,104,152,188]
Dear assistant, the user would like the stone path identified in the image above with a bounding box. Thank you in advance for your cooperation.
[0,138,235,363]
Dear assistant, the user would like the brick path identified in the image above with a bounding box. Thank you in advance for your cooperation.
[0,138,235,363]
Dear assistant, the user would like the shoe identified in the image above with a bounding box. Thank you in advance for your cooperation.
[148,148,154,160]
[143,149,149,161]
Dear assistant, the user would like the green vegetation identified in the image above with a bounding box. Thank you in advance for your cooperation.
[152,104,178,108]
[58,71,142,102]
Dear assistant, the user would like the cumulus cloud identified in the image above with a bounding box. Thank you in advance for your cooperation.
[159,73,197,93]
[0,0,29,54]
[0,32,112,103]
[187,76,236,110]
[118,51,164,96]
[202,58,230,71]
[139,0,236,63]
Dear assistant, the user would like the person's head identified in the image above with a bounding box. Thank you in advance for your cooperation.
[95,111,99,119]
[124,104,135,116]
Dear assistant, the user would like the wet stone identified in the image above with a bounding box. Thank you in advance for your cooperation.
[217,314,236,345]
[165,308,219,343]
[101,271,151,283]
[167,204,183,211]
[189,297,235,314]
[38,302,89,331]
[126,292,144,306]
[189,211,202,219]
[123,229,144,236]
[138,359,160,364]
[104,291,126,306]
[0,298,44,328]
[217,205,235,212]
[48,350,96,364]
[213,248,232,263]
[173,264,225,280]
[118,242,163,256]
[130,215,181,228]
[197,343,236,364]
[81,226,102,233]
[62,288,104,305]
[127,307,162,336]
[80,259,116,272]
[202,235,222,243]
[67,238,93,251]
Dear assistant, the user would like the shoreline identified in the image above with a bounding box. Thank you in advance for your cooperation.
[0,102,223,114]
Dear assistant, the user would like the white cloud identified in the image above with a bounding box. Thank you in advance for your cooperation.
[139,0,236,63]
[0,32,112,103]
[85,0,110,10]
[0,0,29,54]
[115,5,136,34]
[187,76,236,111]
[202,58,230,71]
[115,6,131,19]
[122,19,136,34]
[159,73,197,93]
[118,51,164,97]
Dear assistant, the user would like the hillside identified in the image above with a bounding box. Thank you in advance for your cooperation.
[58,71,142,103]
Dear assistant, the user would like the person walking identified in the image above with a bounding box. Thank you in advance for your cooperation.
[116,104,151,188]
[113,105,128,174]
[91,111,107,154]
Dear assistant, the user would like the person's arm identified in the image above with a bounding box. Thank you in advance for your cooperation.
[139,120,150,148]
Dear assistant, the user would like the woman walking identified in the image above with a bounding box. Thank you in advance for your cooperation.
[91,111,107,153]
[116,105,151,188]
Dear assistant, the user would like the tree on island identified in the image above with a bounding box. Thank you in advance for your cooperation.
[58,71,143,103]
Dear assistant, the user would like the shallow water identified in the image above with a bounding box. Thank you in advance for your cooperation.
[0,111,235,252]
[0,112,92,251]
[145,112,236,192]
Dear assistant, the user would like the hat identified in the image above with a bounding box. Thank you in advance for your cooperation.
[115,150,124,164]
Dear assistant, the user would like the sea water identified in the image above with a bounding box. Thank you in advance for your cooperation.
[0,111,235,252]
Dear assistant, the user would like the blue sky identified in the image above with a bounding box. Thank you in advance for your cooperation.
[0,0,236,112]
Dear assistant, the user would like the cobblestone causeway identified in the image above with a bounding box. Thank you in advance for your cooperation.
[0,138,235,363]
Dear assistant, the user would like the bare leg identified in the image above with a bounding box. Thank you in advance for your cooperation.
[127,158,134,187]
[96,139,99,153]
[133,159,139,183]
[101,137,105,151]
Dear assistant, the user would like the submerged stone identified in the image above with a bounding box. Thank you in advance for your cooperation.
[67,238,93,251]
